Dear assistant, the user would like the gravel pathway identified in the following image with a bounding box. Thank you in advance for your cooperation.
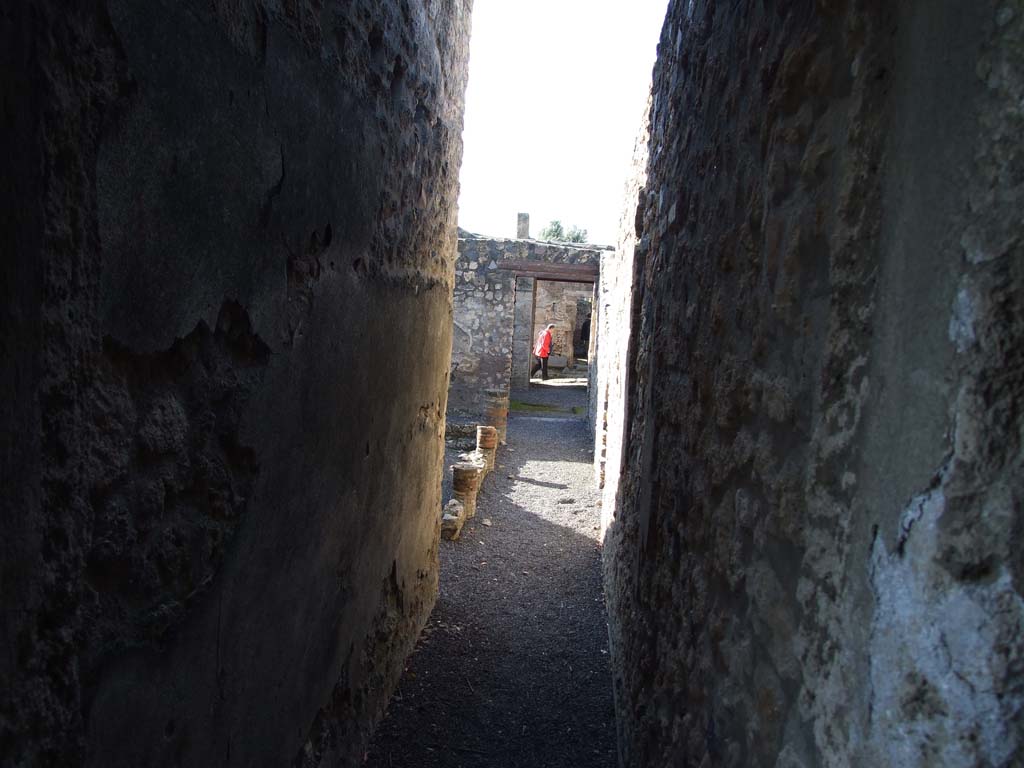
[367,388,616,768]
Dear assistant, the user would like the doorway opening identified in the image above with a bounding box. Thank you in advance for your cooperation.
[524,279,594,385]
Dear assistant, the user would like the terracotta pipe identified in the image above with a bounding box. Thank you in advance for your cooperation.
[484,388,509,445]
[452,461,483,519]
[476,425,498,474]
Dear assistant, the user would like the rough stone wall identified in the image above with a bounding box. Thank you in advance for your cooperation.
[593,100,650,511]
[448,233,518,419]
[602,1,1024,767]
[0,1,470,765]
[448,233,604,417]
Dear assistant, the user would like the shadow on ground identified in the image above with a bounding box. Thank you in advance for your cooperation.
[366,411,615,768]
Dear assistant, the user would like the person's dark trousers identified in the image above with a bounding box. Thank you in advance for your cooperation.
[531,355,549,380]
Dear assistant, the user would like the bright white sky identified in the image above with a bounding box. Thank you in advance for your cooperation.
[456,1,669,245]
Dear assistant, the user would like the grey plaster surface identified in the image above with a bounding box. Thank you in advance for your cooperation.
[0,2,471,765]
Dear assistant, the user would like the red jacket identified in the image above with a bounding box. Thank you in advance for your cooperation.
[534,329,552,358]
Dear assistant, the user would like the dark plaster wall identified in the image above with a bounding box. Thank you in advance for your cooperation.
[603,1,1024,766]
[0,1,470,765]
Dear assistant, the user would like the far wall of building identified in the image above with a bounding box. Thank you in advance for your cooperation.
[448,221,607,424]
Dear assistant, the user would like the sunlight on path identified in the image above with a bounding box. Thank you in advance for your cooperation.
[367,386,615,768]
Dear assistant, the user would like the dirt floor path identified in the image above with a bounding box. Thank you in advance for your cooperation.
[366,384,616,768]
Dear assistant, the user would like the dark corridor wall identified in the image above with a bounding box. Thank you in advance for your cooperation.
[0,1,470,764]
[602,1,1024,766]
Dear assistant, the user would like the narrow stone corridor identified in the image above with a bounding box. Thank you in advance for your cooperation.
[4,2,1023,765]
[367,384,616,768]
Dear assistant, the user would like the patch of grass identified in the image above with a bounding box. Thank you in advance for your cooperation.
[508,400,588,417]
[509,399,565,413]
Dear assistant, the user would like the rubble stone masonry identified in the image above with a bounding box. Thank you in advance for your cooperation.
[600,1,1024,766]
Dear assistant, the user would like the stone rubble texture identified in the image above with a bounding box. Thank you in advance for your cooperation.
[440,499,467,541]
[593,98,650,511]
[0,1,471,765]
[599,1,1024,767]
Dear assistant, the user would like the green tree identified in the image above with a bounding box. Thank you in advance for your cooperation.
[539,219,587,243]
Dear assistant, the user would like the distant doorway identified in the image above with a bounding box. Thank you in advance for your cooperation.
[512,277,596,389]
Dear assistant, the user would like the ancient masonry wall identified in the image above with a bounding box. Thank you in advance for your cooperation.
[448,234,605,421]
[0,2,471,765]
[601,1,1024,767]
[593,101,649,510]
[448,233,518,419]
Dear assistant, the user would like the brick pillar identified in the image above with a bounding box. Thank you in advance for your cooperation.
[517,212,530,239]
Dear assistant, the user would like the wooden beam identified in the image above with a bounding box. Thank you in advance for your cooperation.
[496,259,599,281]
[519,274,597,284]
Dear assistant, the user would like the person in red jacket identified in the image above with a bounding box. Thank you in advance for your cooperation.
[531,323,555,380]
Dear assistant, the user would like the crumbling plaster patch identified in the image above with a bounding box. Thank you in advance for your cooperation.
[870,480,1024,767]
